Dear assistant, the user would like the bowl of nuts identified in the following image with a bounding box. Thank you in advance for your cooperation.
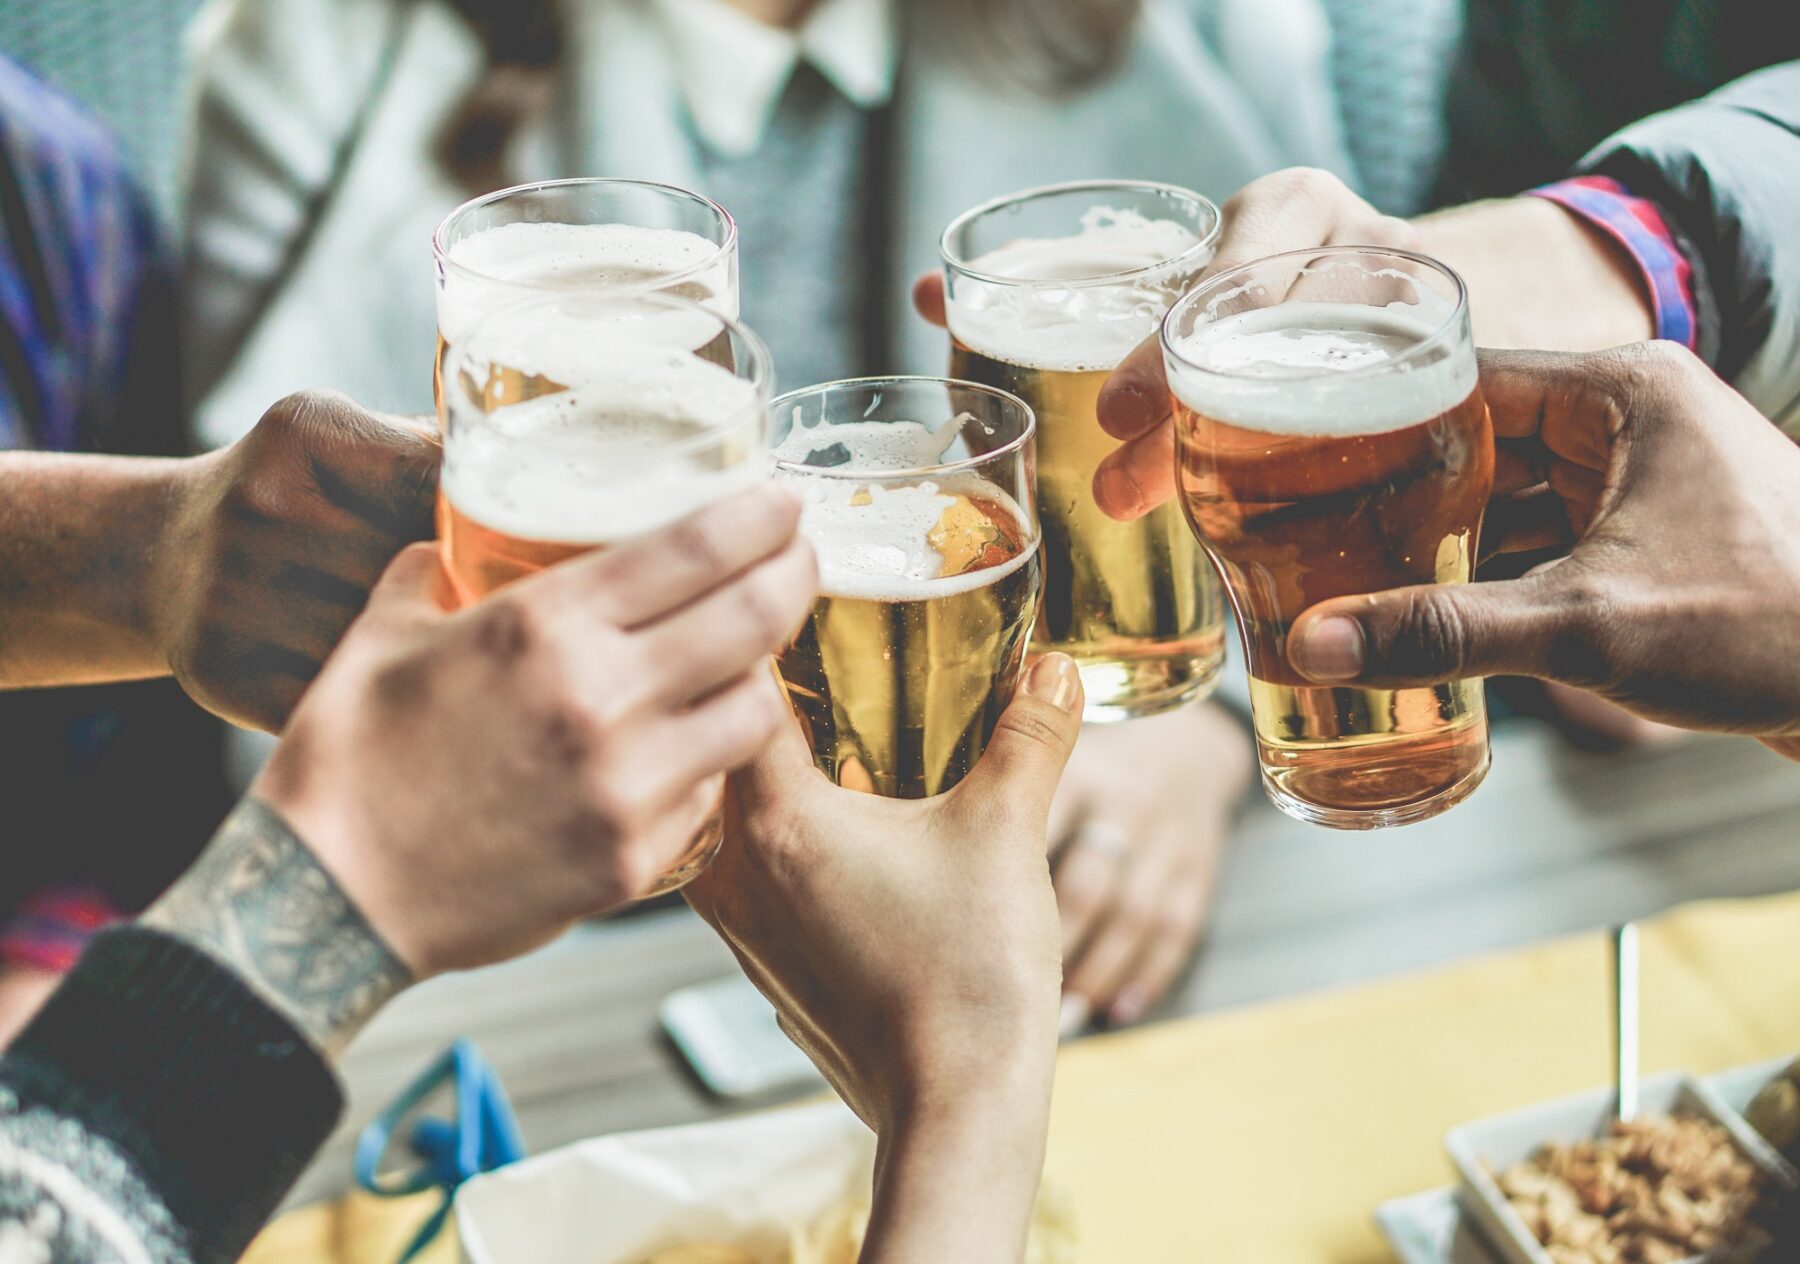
[1446,1071,1798,1264]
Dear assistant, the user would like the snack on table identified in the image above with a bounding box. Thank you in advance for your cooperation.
[1491,1114,1773,1263]
[1745,1059,1800,1156]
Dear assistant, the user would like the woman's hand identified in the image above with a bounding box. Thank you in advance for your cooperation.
[1051,700,1252,1033]
[685,655,1085,1264]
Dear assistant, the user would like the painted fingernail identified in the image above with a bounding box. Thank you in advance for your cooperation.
[1292,616,1365,682]
[1025,654,1082,713]
[1059,994,1092,1039]
[1108,987,1148,1029]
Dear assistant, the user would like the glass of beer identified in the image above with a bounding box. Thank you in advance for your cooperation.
[441,290,772,891]
[433,177,738,416]
[1161,246,1495,829]
[940,181,1224,722]
[772,377,1040,798]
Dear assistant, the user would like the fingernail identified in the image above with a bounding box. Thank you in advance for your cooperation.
[1093,466,1142,520]
[1291,617,1365,682]
[1108,987,1148,1029]
[1025,654,1082,713]
[1059,994,1092,1039]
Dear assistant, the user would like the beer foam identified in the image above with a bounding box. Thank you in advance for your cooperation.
[443,348,763,543]
[438,222,735,341]
[946,208,1205,373]
[1165,301,1478,437]
[775,419,1035,600]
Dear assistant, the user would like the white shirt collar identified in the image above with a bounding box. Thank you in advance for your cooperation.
[651,0,897,158]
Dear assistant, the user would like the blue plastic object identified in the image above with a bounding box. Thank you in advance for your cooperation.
[354,1039,526,1263]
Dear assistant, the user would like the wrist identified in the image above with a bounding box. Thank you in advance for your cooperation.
[140,450,219,669]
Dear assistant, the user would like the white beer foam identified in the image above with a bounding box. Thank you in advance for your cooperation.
[1166,301,1477,437]
[439,222,735,342]
[444,348,763,543]
[775,419,1035,601]
[945,208,1205,373]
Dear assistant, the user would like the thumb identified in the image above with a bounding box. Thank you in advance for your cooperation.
[1286,571,1592,688]
[365,542,456,622]
[911,271,947,328]
[958,654,1085,817]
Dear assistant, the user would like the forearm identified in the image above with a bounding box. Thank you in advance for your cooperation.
[0,452,184,688]
[862,1074,1054,1264]
[1412,197,1654,352]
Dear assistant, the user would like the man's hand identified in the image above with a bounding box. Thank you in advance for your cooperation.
[686,654,1084,1264]
[1284,345,1800,759]
[1051,700,1251,1032]
[152,391,441,732]
[251,484,817,982]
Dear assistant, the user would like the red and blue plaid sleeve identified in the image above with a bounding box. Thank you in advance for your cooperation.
[1528,176,1698,350]
[1,884,123,974]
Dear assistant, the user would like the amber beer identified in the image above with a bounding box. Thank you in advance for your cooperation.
[432,178,739,419]
[440,291,771,889]
[942,182,1224,722]
[1163,248,1495,828]
[772,379,1041,798]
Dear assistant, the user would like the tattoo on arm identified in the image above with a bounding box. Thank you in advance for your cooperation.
[143,798,412,1056]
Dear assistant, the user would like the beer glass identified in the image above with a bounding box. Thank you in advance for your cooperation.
[772,377,1040,798]
[940,181,1224,722]
[441,290,772,890]
[1161,246,1495,829]
[433,177,738,416]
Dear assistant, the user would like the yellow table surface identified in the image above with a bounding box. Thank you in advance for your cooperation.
[245,891,1800,1264]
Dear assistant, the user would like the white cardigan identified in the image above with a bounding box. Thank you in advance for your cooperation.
[180,0,1356,447]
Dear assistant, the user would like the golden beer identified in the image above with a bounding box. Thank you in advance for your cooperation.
[942,182,1223,721]
[440,291,771,889]
[772,378,1041,797]
[1163,249,1494,828]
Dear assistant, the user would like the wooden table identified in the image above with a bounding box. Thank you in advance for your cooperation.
[251,727,1800,1260]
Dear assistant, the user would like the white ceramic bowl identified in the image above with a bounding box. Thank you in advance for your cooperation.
[1445,1070,1798,1264]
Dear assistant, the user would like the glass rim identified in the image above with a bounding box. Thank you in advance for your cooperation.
[938,179,1222,291]
[446,289,773,461]
[771,375,1036,482]
[1160,245,1472,386]
[432,176,738,298]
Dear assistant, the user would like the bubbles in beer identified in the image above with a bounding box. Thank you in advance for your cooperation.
[946,208,1205,373]
[775,419,1035,601]
[444,345,762,545]
[1166,300,1478,437]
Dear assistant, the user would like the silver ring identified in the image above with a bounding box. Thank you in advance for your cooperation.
[1071,822,1131,859]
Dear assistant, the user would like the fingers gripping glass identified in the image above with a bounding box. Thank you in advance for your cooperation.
[772,377,1041,798]
[940,180,1226,722]
[440,290,772,890]
[1160,246,1495,829]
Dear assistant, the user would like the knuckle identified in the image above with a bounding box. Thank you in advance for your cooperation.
[534,700,606,770]
[670,515,729,577]
[471,594,541,662]
[1379,590,1470,677]
[998,701,1068,755]
[1544,573,1629,688]
[585,768,648,833]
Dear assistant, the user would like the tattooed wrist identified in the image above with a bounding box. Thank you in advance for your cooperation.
[142,797,412,1056]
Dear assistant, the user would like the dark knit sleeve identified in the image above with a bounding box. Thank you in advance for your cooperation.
[0,925,344,1263]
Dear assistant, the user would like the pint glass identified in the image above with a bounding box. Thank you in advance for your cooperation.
[433,177,738,417]
[441,291,771,889]
[772,378,1040,798]
[941,181,1225,721]
[1161,247,1494,828]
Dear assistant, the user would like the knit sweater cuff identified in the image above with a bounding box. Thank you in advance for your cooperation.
[1,925,345,1263]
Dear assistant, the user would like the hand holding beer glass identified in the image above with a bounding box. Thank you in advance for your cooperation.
[1160,247,1495,828]
[940,182,1226,721]
[772,378,1041,798]
[440,290,774,889]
